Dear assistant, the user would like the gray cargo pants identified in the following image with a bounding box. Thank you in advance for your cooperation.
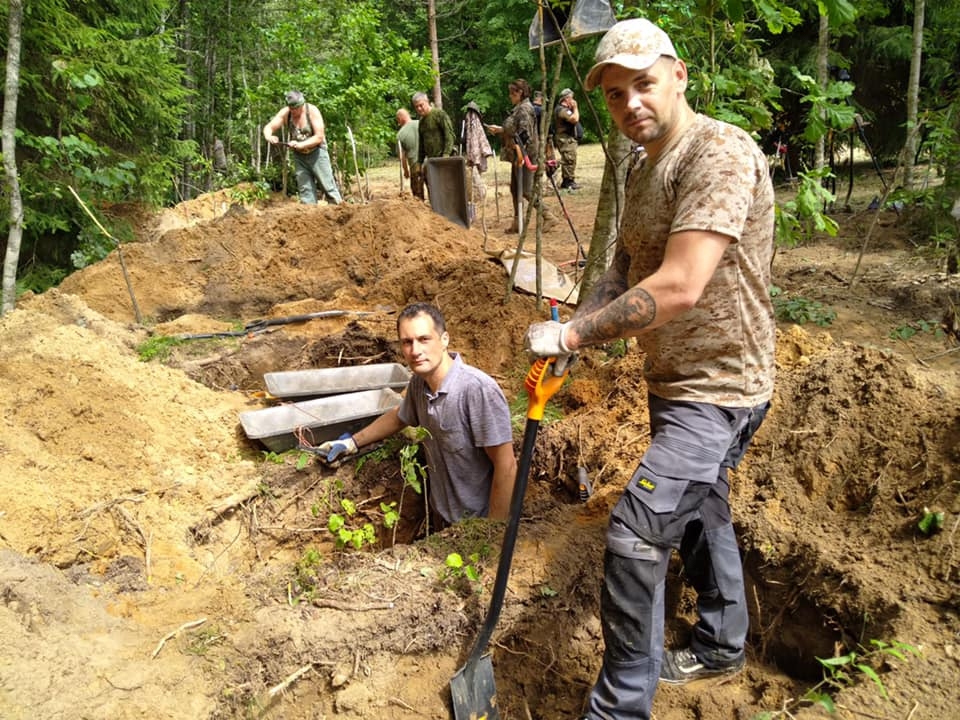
[584,394,769,720]
[293,144,342,205]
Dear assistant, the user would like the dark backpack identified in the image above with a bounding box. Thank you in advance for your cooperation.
[574,121,584,142]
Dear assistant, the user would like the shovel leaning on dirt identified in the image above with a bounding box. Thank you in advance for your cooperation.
[450,356,569,720]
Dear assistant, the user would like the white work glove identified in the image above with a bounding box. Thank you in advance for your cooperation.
[316,433,358,464]
[524,321,576,375]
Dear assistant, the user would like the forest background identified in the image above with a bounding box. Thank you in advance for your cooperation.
[2,0,960,309]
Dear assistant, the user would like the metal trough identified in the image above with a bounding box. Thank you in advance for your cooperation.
[239,388,403,452]
[263,363,411,399]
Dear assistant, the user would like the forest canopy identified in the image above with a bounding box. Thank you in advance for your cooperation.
[2,0,959,303]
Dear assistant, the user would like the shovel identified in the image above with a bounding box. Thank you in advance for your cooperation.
[450,356,569,720]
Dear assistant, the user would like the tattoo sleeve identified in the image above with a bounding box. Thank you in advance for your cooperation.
[576,286,656,347]
[574,244,630,316]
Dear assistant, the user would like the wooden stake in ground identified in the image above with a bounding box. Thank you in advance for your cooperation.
[68,185,143,324]
[346,126,366,203]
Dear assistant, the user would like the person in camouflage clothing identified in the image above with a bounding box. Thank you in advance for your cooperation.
[486,78,557,233]
[411,92,456,205]
[524,18,776,720]
[412,92,455,164]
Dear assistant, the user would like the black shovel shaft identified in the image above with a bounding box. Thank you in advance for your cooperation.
[464,416,540,666]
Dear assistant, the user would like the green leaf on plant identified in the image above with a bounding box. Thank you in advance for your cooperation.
[918,508,944,535]
[856,664,888,699]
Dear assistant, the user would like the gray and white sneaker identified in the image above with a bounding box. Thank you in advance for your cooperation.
[660,647,744,684]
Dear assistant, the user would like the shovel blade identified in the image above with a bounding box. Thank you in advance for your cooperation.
[450,653,500,720]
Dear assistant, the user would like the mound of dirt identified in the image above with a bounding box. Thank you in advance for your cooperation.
[2,172,959,720]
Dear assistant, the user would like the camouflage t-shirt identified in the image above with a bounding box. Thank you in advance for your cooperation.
[621,113,776,407]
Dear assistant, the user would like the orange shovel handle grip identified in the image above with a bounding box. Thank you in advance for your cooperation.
[524,357,567,421]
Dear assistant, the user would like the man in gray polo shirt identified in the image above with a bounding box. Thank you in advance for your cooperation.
[317,302,516,526]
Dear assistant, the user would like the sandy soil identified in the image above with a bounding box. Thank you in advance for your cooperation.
[1,144,959,720]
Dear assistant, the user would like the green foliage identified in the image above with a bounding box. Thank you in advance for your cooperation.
[917,507,945,536]
[890,319,944,343]
[442,552,482,592]
[70,215,136,270]
[805,639,921,707]
[381,501,400,529]
[14,264,69,297]
[509,392,563,432]
[789,69,857,145]
[3,0,191,287]
[136,335,185,362]
[399,439,428,495]
[643,0,803,136]
[605,339,628,360]
[252,1,433,162]
[226,183,270,204]
[293,547,324,598]
[770,286,837,327]
[539,584,558,598]
[327,498,378,550]
[776,169,840,246]
[753,638,920,718]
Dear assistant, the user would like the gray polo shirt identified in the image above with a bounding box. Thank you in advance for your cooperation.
[397,353,513,524]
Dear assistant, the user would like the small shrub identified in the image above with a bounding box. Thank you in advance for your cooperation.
[442,552,483,594]
[770,286,836,327]
[890,319,944,342]
[136,335,184,362]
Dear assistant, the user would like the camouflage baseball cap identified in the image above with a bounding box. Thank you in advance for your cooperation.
[285,90,305,107]
[584,18,678,91]
[559,88,574,99]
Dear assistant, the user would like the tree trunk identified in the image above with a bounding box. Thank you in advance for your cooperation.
[2,0,24,316]
[903,0,925,189]
[942,103,960,273]
[814,13,829,173]
[579,129,631,301]
[179,0,196,200]
[427,0,442,108]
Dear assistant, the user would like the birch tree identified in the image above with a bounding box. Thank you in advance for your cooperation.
[903,0,925,189]
[1,0,24,316]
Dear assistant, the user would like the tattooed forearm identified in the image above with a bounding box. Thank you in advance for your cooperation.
[575,274,628,316]
[574,247,630,317]
[573,286,656,347]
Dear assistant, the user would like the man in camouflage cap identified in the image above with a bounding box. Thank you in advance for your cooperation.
[524,17,775,719]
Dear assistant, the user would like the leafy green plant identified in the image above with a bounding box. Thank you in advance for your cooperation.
[442,552,483,594]
[398,439,427,495]
[326,498,378,550]
[776,168,840,247]
[752,638,920,718]
[770,286,836,327]
[258,448,313,469]
[293,547,324,600]
[227,182,270,204]
[917,507,945,536]
[605,338,628,360]
[14,263,69,297]
[260,451,282,465]
[381,501,400,529]
[136,335,185,362]
[890,319,944,342]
